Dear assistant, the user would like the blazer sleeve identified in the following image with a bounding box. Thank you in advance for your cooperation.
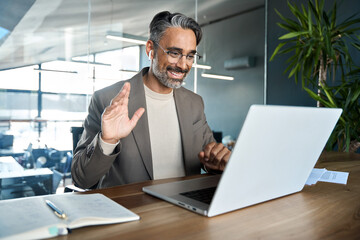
[71,91,121,189]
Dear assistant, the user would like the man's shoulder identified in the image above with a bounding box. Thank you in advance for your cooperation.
[176,86,202,101]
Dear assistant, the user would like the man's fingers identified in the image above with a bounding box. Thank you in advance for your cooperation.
[209,143,226,162]
[112,82,130,104]
[214,147,229,163]
[122,82,131,106]
[129,108,145,128]
[105,83,132,116]
[198,151,206,165]
[203,142,216,160]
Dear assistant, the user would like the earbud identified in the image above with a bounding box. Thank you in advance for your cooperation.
[148,50,152,60]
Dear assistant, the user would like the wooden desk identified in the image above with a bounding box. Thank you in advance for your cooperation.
[59,152,360,240]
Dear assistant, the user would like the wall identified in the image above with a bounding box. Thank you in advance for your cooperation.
[266,0,360,106]
[192,7,266,140]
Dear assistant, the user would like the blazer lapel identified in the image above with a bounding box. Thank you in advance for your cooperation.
[174,88,198,175]
[128,68,153,179]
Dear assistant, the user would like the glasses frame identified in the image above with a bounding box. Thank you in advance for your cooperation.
[153,42,202,64]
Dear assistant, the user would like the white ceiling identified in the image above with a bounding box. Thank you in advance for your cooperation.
[0,0,264,71]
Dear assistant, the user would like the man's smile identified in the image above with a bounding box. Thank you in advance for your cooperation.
[166,66,189,80]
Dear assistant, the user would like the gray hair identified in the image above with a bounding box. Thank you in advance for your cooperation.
[149,11,202,46]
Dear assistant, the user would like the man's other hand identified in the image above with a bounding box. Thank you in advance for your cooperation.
[198,142,231,171]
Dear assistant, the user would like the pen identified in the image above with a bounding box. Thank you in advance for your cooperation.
[45,200,67,219]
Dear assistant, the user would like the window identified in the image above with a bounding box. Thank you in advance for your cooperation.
[0,0,149,199]
[0,65,38,91]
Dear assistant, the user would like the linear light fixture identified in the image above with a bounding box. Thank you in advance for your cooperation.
[58,58,111,67]
[106,31,147,45]
[201,73,234,81]
[192,63,211,70]
[33,68,78,74]
[119,69,138,73]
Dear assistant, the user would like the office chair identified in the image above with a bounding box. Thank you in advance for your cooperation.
[70,126,84,153]
[58,151,72,187]
[212,131,223,143]
[47,150,73,188]
[32,148,51,169]
[52,169,64,193]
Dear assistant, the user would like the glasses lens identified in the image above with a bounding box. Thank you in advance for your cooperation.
[167,55,179,64]
[186,55,195,63]
[166,51,180,63]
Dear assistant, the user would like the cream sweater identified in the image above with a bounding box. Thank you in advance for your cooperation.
[144,84,185,179]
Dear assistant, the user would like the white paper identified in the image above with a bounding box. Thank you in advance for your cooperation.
[305,168,327,185]
[319,170,349,184]
[306,168,349,185]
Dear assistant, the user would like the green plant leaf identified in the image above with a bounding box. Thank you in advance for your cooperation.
[278,44,299,55]
[288,63,300,78]
[273,0,360,152]
[345,123,350,152]
[287,1,307,26]
[304,87,335,108]
[270,42,286,61]
[321,84,338,108]
[350,86,360,103]
[342,27,360,35]
[305,42,314,58]
[330,1,337,29]
[301,4,307,18]
[277,23,298,32]
[308,7,313,34]
[337,16,360,32]
[323,11,330,27]
[279,31,308,39]
[309,0,320,22]
[275,8,300,30]
[319,0,325,15]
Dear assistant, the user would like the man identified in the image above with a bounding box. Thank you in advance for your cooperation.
[71,11,231,189]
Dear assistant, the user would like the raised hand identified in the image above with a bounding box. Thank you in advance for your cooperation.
[101,82,145,144]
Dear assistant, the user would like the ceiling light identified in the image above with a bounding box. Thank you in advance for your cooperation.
[201,73,234,81]
[119,69,138,73]
[106,31,147,45]
[193,63,211,70]
[106,35,147,45]
[58,58,111,67]
[33,68,78,74]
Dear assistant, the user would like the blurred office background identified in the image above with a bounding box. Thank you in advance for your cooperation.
[0,0,359,199]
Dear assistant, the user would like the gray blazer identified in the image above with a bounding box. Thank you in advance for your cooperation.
[71,67,215,189]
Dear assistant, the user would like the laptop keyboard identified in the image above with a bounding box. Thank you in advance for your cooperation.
[180,187,217,205]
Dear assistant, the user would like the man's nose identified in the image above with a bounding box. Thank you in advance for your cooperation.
[176,55,188,70]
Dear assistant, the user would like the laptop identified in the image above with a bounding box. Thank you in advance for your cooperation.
[143,105,342,217]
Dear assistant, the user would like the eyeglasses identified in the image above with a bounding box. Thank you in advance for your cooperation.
[154,42,202,64]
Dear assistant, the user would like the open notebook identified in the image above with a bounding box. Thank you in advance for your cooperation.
[0,193,139,240]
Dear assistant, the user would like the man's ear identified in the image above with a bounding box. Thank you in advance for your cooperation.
[146,40,154,60]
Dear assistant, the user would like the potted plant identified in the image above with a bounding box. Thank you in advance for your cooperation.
[270,0,360,152]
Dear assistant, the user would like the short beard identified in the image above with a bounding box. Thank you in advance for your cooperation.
[152,56,189,89]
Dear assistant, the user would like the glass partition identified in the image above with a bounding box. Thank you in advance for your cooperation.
[0,0,266,199]
[0,0,199,199]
